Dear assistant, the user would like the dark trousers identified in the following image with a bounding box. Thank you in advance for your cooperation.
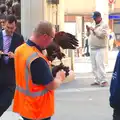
[113,109,120,120]
[0,86,15,117]
[22,117,51,120]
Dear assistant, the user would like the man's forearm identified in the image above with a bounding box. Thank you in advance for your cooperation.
[94,25,109,38]
[45,77,63,90]
[93,29,107,39]
[52,77,63,90]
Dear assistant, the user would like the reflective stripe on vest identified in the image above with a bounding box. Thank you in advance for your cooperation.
[16,52,49,97]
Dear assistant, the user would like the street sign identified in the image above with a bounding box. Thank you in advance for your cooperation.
[109,0,115,4]
[109,15,120,19]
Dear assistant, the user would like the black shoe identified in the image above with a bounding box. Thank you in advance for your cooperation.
[91,82,100,86]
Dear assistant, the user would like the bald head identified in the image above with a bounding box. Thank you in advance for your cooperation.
[31,21,55,48]
[33,21,54,37]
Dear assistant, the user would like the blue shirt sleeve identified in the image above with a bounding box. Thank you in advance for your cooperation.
[30,57,53,85]
[110,52,120,108]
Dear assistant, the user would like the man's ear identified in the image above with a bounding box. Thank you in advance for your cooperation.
[14,26,17,31]
[43,34,48,38]
[42,50,47,56]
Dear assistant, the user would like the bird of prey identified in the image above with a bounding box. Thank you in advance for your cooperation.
[46,31,79,77]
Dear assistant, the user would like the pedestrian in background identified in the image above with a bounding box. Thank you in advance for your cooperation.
[86,11,109,87]
[0,15,24,117]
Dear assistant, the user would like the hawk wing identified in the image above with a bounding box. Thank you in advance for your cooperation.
[46,31,79,61]
[53,31,79,49]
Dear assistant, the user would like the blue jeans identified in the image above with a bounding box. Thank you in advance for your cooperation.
[22,117,51,120]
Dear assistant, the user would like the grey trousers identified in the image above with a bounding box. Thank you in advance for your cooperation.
[90,48,107,83]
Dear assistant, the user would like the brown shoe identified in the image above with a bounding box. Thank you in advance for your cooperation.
[100,81,108,87]
[91,82,100,86]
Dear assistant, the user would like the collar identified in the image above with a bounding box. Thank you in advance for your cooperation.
[2,30,13,37]
[26,40,42,52]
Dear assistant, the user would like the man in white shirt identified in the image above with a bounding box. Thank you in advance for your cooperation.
[86,11,109,87]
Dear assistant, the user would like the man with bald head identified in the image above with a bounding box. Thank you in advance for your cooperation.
[13,21,65,120]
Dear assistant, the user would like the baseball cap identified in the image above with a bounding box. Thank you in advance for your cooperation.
[92,11,101,19]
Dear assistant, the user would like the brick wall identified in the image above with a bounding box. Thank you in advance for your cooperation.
[65,15,76,22]
[65,15,92,22]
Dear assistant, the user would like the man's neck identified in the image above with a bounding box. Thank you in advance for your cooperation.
[29,37,45,50]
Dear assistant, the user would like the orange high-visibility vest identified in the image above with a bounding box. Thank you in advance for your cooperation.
[13,43,54,120]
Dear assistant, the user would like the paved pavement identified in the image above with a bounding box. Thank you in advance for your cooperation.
[1,90,113,120]
[54,88,112,120]
[0,51,117,120]
[74,50,118,73]
[52,72,113,120]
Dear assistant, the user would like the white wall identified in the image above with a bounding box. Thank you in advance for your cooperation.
[64,0,96,15]
[64,22,76,35]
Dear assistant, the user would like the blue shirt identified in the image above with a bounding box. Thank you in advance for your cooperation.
[110,51,120,109]
[26,40,53,85]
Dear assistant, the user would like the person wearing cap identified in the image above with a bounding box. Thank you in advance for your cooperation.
[86,11,109,87]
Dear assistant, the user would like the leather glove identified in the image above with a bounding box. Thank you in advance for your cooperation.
[52,63,70,77]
